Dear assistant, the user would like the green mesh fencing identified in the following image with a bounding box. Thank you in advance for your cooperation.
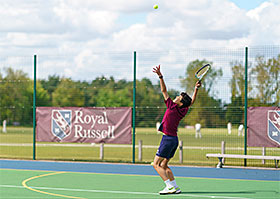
[0,56,34,159]
[0,46,279,167]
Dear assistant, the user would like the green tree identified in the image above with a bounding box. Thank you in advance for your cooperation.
[181,60,222,95]
[0,67,50,125]
[226,62,246,125]
[230,62,245,102]
[135,78,162,127]
[0,68,31,124]
[88,76,118,107]
[40,75,61,102]
[19,80,50,124]
[227,54,280,125]
[52,78,85,106]
[95,86,133,107]
[225,96,243,125]
[250,55,280,106]
[180,60,224,127]
[0,71,8,123]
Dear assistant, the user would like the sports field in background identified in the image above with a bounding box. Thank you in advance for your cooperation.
[1,127,279,167]
[1,46,279,169]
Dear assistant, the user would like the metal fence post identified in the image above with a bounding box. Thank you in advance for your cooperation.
[132,51,136,163]
[33,55,37,160]
[244,46,248,166]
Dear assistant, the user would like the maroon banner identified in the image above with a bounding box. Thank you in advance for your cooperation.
[248,107,280,147]
[36,107,132,144]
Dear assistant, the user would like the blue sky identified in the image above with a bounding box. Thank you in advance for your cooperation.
[117,0,270,30]
[230,0,268,10]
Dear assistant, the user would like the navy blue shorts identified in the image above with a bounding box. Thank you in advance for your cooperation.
[156,135,178,159]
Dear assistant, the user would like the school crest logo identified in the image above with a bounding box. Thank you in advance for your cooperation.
[267,110,280,145]
[52,110,72,140]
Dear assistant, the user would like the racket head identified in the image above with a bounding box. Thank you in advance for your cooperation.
[195,64,211,80]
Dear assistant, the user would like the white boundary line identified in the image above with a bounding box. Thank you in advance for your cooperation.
[0,184,251,199]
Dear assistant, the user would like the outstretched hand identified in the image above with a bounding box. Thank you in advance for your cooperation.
[152,65,162,77]
[195,81,201,89]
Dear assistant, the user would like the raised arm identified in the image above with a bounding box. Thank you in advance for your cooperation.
[153,65,169,100]
[191,81,201,105]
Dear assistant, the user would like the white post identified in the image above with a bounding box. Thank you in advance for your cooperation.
[100,143,104,160]
[179,141,183,163]
[138,140,142,161]
[227,122,232,135]
[262,147,266,164]
[3,120,7,133]
[221,141,226,164]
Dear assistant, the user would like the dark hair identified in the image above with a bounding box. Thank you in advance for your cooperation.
[180,92,192,108]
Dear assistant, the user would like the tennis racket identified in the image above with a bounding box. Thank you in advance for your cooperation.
[195,64,211,82]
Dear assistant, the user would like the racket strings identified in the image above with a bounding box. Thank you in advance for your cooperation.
[196,65,210,79]
[196,67,208,77]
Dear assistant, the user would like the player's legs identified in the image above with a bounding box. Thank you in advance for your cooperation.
[153,135,178,179]
[160,158,181,194]
[160,158,174,181]
[152,156,175,181]
[153,135,180,194]
[153,156,176,194]
[153,155,169,181]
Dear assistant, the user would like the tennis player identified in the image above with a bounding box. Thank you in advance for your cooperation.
[152,65,201,195]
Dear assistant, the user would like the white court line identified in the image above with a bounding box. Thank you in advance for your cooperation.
[0,184,251,199]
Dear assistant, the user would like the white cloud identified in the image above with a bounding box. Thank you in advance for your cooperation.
[53,1,120,35]
[246,0,280,45]
[246,1,273,21]
[0,0,279,103]
[1,0,279,53]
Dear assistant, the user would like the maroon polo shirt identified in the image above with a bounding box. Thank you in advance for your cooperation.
[159,97,189,136]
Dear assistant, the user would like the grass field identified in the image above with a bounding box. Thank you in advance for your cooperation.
[1,126,279,167]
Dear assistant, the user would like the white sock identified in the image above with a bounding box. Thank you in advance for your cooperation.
[164,179,173,188]
[170,180,178,188]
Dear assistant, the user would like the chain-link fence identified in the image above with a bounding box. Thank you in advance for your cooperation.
[0,46,279,167]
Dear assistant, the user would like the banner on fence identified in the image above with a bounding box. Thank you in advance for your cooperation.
[36,107,132,144]
[248,107,280,147]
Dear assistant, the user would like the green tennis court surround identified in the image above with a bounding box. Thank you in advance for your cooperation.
[1,161,279,199]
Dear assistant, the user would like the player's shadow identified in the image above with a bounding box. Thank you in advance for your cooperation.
[180,191,255,194]
[180,190,279,195]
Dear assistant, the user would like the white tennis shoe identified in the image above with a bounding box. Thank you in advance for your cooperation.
[175,187,181,194]
[159,186,176,195]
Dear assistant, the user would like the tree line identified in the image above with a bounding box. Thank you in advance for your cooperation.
[0,55,279,127]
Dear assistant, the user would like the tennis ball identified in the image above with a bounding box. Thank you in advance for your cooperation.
[153,4,158,9]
